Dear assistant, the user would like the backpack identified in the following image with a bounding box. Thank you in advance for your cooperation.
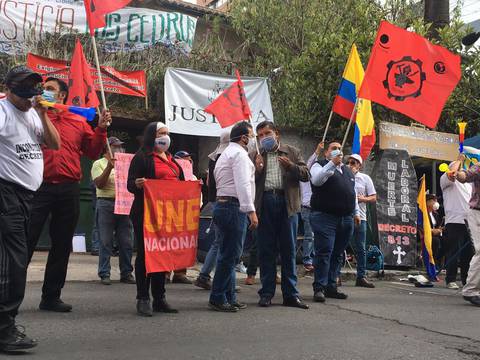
[366,245,385,276]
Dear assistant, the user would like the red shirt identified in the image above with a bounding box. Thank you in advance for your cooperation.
[153,154,180,180]
[42,109,107,183]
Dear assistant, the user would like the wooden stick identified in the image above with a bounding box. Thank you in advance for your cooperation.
[90,36,107,110]
[248,115,260,154]
[341,99,359,150]
[322,110,334,143]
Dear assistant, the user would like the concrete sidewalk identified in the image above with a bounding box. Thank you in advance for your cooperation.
[28,252,410,283]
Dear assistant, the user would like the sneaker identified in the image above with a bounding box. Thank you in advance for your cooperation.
[446,282,459,290]
[101,276,111,285]
[324,289,348,300]
[172,274,192,284]
[39,298,72,312]
[153,297,178,313]
[355,277,375,288]
[120,274,136,284]
[136,299,153,317]
[244,275,255,285]
[208,302,238,312]
[235,262,247,274]
[0,325,37,352]
[194,277,212,290]
[231,301,248,310]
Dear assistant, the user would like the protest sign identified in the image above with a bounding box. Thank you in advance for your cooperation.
[114,153,134,215]
[0,0,197,55]
[379,122,459,161]
[164,68,274,137]
[143,180,201,273]
[27,53,147,98]
[372,149,417,267]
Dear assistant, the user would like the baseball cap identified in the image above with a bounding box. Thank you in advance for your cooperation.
[108,137,124,146]
[5,65,43,88]
[348,154,363,165]
[174,150,191,159]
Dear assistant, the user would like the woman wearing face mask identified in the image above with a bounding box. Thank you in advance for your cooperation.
[127,122,184,317]
[426,194,444,269]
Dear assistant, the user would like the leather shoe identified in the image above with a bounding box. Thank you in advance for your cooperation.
[153,297,178,313]
[313,290,326,303]
[463,295,480,306]
[39,298,72,312]
[0,325,37,352]
[120,274,136,284]
[355,277,375,288]
[283,297,309,309]
[172,274,192,284]
[136,299,153,317]
[208,302,238,312]
[231,301,248,310]
[194,277,212,290]
[325,289,348,299]
[258,297,272,307]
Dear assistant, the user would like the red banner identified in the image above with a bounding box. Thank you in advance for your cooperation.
[27,53,147,98]
[143,180,201,274]
[114,153,134,215]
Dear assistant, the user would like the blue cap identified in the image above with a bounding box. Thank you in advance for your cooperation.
[174,150,191,159]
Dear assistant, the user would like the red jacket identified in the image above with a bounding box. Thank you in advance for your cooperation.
[42,109,107,183]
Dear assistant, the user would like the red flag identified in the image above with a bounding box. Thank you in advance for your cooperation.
[204,70,252,128]
[67,40,100,108]
[358,21,461,128]
[84,0,132,36]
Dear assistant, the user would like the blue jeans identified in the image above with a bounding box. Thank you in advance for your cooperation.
[199,223,220,281]
[300,206,314,265]
[310,211,354,292]
[210,200,247,305]
[97,198,134,279]
[257,193,299,300]
[91,205,100,252]
[351,220,367,279]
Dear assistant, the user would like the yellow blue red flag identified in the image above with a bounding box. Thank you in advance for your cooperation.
[417,176,436,280]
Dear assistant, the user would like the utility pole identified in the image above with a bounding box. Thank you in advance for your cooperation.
[424,0,450,39]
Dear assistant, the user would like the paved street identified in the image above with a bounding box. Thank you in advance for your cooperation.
[5,254,480,360]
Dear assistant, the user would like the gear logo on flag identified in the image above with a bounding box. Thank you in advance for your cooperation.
[208,81,229,102]
[383,56,426,101]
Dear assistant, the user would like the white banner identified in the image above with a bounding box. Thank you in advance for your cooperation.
[164,68,274,137]
[0,0,197,55]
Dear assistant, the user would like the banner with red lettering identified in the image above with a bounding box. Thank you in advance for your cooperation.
[27,53,147,98]
[114,153,134,215]
[143,180,201,273]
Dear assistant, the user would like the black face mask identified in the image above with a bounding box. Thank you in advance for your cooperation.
[11,85,43,99]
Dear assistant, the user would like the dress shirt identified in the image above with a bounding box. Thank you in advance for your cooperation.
[264,151,284,190]
[214,142,255,213]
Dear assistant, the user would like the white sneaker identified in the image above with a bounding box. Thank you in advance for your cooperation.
[235,261,247,274]
[447,282,459,289]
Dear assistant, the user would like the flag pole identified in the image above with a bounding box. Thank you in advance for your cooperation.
[341,99,358,149]
[248,115,260,154]
[322,110,334,143]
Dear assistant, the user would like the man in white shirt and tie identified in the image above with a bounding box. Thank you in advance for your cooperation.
[209,121,258,312]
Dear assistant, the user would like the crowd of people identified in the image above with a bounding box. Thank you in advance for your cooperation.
[1,64,480,353]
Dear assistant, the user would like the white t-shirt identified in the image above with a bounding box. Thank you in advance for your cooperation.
[354,172,376,221]
[0,99,44,191]
[440,173,472,224]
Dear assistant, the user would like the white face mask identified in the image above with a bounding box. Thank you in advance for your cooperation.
[433,202,440,211]
[154,135,171,152]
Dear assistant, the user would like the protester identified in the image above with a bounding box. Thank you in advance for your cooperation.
[0,66,60,351]
[127,122,183,316]
[426,194,444,268]
[26,77,110,313]
[440,163,474,289]
[209,121,258,312]
[90,180,100,256]
[91,137,135,285]
[310,141,360,302]
[254,121,309,309]
[346,154,376,288]
[452,157,480,306]
[194,130,230,290]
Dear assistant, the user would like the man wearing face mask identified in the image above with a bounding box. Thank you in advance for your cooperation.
[426,194,444,268]
[26,77,111,313]
[254,121,310,309]
[209,121,258,312]
[91,137,134,286]
[0,66,60,351]
[310,141,361,303]
[346,154,376,288]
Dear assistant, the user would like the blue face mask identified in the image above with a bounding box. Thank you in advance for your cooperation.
[260,135,277,152]
[42,90,57,103]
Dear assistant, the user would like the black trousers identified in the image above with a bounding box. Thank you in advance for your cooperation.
[444,223,475,284]
[247,231,258,277]
[131,216,165,300]
[27,183,80,301]
[0,180,34,334]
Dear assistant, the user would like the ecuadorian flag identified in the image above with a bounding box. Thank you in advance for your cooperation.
[417,176,436,280]
[332,44,375,159]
